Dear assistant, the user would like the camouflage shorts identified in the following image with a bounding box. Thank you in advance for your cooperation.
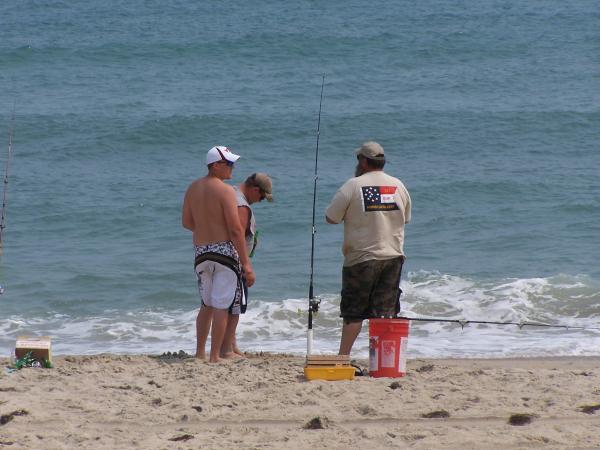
[340,256,405,323]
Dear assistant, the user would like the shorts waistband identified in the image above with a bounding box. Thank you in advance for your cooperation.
[194,241,239,264]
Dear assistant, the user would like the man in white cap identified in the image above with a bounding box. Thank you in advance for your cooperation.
[325,141,411,356]
[182,146,255,363]
[196,172,274,359]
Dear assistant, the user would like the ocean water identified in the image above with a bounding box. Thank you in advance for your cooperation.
[1,0,599,358]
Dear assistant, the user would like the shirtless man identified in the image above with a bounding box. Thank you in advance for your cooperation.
[194,173,274,359]
[182,146,255,363]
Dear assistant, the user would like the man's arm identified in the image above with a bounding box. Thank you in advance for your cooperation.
[325,185,350,225]
[182,188,194,230]
[404,187,412,224]
[221,187,255,286]
[238,205,251,234]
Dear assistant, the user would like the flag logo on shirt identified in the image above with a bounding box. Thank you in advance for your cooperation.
[361,186,399,212]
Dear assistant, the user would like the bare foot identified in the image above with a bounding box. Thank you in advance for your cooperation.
[219,351,243,360]
[195,351,206,360]
[233,346,245,357]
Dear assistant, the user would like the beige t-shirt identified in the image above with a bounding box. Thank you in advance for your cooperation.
[325,171,411,267]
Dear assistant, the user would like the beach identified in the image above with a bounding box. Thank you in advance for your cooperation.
[2,2,599,448]
[1,354,600,449]
[2,0,600,361]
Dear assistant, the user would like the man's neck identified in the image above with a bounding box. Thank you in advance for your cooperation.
[238,184,250,202]
[358,168,384,176]
[207,172,226,181]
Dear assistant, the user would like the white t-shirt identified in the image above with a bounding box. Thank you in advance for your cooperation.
[234,186,256,255]
[325,171,411,267]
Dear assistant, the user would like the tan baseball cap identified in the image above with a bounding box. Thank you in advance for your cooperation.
[249,173,273,202]
[354,141,385,160]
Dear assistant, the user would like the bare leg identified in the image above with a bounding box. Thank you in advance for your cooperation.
[221,314,243,359]
[339,321,363,355]
[195,306,212,359]
[232,336,245,357]
[210,309,229,363]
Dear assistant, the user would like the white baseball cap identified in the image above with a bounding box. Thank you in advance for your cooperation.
[206,146,241,165]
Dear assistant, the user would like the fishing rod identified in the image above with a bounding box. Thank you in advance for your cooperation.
[307,75,325,355]
[0,103,16,256]
[0,103,15,296]
[398,315,600,331]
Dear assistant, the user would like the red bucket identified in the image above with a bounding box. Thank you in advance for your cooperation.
[368,318,410,378]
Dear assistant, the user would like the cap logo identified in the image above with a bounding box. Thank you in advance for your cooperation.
[216,147,227,160]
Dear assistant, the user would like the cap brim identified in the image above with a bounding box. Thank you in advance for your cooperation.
[225,153,241,163]
[355,149,385,159]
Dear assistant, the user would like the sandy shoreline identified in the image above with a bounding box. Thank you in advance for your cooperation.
[1,353,600,449]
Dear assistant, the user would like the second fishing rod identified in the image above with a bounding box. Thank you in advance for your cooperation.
[0,103,16,296]
[1,103,16,255]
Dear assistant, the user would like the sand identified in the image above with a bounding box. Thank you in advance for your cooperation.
[1,353,600,449]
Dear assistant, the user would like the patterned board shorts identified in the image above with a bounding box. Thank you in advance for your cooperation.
[340,256,405,323]
[194,241,246,314]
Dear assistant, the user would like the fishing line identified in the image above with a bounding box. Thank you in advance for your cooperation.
[307,74,325,355]
[398,315,600,331]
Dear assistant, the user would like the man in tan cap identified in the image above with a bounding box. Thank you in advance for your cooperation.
[195,172,274,358]
[325,141,411,356]
[182,146,255,363]
[235,173,273,259]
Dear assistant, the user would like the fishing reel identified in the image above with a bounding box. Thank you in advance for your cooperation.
[309,296,321,314]
[297,296,321,317]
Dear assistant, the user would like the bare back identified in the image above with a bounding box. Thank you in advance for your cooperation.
[182,176,238,245]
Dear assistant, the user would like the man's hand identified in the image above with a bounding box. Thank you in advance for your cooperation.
[244,264,256,287]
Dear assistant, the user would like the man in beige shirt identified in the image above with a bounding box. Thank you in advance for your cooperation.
[326,141,411,356]
[182,146,255,363]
